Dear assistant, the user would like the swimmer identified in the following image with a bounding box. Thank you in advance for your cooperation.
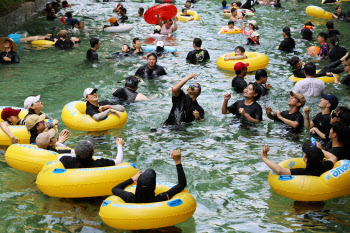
[117,7,128,23]
[325,21,340,38]
[0,107,26,144]
[327,37,348,62]
[163,73,204,125]
[331,58,350,85]
[265,91,305,133]
[222,82,263,124]
[135,53,167,79]
[46,8,57,20]
[113,3,123,13]
[36,129,72,154]
[84,88,125,121]
[112,149,187,203]
[332,6,345,19]
[247,31,260,45]
[182,0,193,10]
[137,7,144,17]
[54,30,75,50]
[221,0,229,9]
[230,1,242,8]
[224,46,247,61]
[229,8,239,21]
[231,62,248,93]
[130,37,143,55]
[104,17,119,28]
[261,143,336,176]
[186,38,210,64]
[180,9,194,21]
[0,37,20,64]
[57,138,126,169]
[276,27,295,52]
[157,16,177,35]
[65,12,79,26]
[151,25,161,35]
[108,44,131,60]
[242,20,258,36]
[112,76,149,102]
[254,69,271,96]
[86,38,99,61]
[318,32,330,57]
[218,20,237,34]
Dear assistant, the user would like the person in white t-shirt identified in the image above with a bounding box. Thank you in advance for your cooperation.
[292,63,326,97]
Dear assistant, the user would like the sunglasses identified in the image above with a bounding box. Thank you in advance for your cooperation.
[331,109,338,119]
[188,84,200,90]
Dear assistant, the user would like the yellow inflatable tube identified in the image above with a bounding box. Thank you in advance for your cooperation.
[0,106,30,145]
[99,182,197,230]
[217,52,269,72]
[289,70,339,83]
[31,40,55,45]
[176,10,200,21]
[36,161,139,198]
[306,6,333,19]
[5,144,62,174]
[268,158,350,201]
[218,26,242,34]
[61,101,128,131]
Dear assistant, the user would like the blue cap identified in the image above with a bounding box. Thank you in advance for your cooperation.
[321,93,338,110]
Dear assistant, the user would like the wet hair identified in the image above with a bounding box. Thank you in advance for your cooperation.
[147,52,157,61]
[318,32,328,41]
[287,56,300,69]
[90,38,99,47]
[125,76,140,89]
[65,12,72,18]
[123,44,130,51]
[193,38,202,47]
[331,121,350,145]
[304,63,316,76]
[330,36,339,47]
[335,5,341,10]
[120,7,127,13]
[133,37,140,44]
[139,7,144,14]
[135,169,156,203]
[231,8,237,13]
[326,21,334,29]
[305,148,324,171]
[255,69,267,81]
[222,0,227,7]
[235,46,245,53]
[249,82,262,101]
[336,106,350,126]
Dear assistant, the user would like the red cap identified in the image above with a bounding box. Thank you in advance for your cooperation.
[234,62,249,71]
[1,107,21,121]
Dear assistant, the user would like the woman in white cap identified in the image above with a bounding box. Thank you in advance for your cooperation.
[242,20,258,36]
[0,37,20,64]
[247,32,260,45]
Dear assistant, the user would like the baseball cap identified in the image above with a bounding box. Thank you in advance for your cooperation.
[234,62,249,71]
[154,25,161,31]
[290,91,306,107]
[248,20,257,27]
[1,107,21,121]
[83,88,98,98]
[24,95,41,110]
[302,142,324,160]
[36,129,56,149]
[156,41,164,47]
[108,17,117,23]
[75,137,96,159]
[25,114,46,131]
[137,168,156,188]
[321,93,338,110]
[251,32,260,37]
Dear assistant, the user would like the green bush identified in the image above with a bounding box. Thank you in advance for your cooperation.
[0,0,35,17]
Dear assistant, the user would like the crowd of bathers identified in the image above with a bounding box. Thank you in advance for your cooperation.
[1,0,350,206]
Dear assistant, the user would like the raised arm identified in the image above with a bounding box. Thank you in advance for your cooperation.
[114,138,124,164]
[157,15,164,27]
[261,145,291,175]
[304,107,314,130]
[112,171,142,203]
[172,73,197,97]
[172,17,177,32]
[265,106,275,120]
[222,93,231,114]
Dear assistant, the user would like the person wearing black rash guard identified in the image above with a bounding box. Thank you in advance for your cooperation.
[231,62,248,93]
[288,52,348,78]
[261,143,337,176]
[276,27,295,52]
[332,5,345,19]
[328,37,347,62]
[325,21,340,38]
[333,58,350,85]
[54,30,74,50]
[112,149,186,203]
[84,88,125,121]
[109,44,131,60]
[135,53,166,79]
[86,38,99,61]
[113,76,148,102]
[163,73,204,125]
[117,7,128,23]
[58,138,125,169]
[265,91,305,134]
[186,38,210,64]
[254,69,271,96]
[0,37,20,64]
[241,0,255,11]
[222,82,263,125]
[36,129,72,154]
[130,37,144,55]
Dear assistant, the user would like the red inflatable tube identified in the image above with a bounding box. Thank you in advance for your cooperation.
[144,4,178,25]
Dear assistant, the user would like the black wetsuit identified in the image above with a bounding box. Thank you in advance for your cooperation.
[273,110,304,134]
[135,64,167,79]
[112,164,186,203]
[325,29,340,38]
[328,47,347,62]
[85,100,112,118]
[227,100,263,123]
[164,90,204,125]
[0,51,20,64]
[59,156,115,168]
[278,37,295,52]
[328,147,350,161]
[333,12,345,18]
[112,87,138,103]
[86,49,98,61]
[231,76,247,93]
[118,15,128,23]
[290,161,333,176]
[55,38,74,50]
[292,59,344,78]
[130,48,144,55]
[340,74,350,85]
[255,82,268,96]
[186,49,210,64]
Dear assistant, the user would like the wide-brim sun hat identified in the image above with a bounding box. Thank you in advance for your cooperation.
[0,37,18,53]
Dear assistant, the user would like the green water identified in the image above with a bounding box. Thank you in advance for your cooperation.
[1,0,350,232]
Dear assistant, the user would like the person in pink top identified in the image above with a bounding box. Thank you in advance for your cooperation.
[242,20,258,36]
[157,16,177,35]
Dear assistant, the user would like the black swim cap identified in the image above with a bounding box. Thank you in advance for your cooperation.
[137,169,156,189]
